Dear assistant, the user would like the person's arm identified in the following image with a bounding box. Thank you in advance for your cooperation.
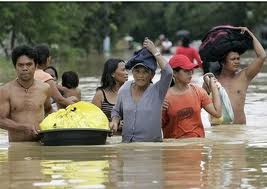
[202,82,210,94]
[202,73,215,94]
[143,38,167,69]
[143,38,173,97]
[110,116,120,133]
[161,99,170,128]
[46,80,75,107]
[91,89,103,109]
[238,27,267,80]
[0,86,38,135]
[57,84,65,93]
[110,90,123,133]
[203,77,222,118]
[193,48,203,66]
[44,85,53,115]
[77,88,81,101]
[0,86,12,130]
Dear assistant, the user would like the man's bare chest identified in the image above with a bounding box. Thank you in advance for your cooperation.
[9,91,46,112]
[219,77,248,100]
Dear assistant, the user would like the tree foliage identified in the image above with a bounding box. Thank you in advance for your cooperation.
[0,2,266,59]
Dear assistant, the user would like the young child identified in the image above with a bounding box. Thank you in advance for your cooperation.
[57,71,81,109]
[162,54,222,138]
[44,66,58,82]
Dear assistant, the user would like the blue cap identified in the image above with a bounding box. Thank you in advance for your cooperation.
[126,48,157,72]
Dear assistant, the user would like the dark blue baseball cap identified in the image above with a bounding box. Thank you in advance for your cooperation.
[126,48,157,72]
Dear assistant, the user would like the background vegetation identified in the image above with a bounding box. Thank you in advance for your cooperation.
[1,2,267,81]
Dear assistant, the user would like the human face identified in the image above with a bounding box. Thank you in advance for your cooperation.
[132,66,153,87]
[45,68,57,81]
[16,55,36,81]
[113,62,128,85]
[173,68,194,84]
[224,52,240,72]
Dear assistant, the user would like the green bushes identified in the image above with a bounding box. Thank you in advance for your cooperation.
[0,57,15,84]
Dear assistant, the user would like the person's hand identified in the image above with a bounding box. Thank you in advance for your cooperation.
[238,26,248,34]
[203,73,214,88]
[162,98,169,111]
[21,124,39,138]
[143,37,158,55]
[236,26,253,36]
[203,72,215,78]
[109,121,118,135]
[203,73,217,92]
[67,96,79,103]
[209,76,221,90]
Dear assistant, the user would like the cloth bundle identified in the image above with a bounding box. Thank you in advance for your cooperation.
[199,25,253,74]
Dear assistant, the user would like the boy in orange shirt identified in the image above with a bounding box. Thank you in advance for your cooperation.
[162,55,221,138]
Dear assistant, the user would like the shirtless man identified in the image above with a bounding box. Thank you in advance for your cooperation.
[0,45,52,142]
[216,27,266,124]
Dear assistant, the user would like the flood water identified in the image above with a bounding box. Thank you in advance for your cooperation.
[1,52,267,188]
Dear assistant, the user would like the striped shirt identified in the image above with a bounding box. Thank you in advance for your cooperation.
[100,89,115,121]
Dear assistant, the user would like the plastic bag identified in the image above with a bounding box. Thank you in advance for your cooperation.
[40,101,110,131]
[210,86,234,125]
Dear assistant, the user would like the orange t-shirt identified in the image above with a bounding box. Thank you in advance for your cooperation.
[162,84,211,138]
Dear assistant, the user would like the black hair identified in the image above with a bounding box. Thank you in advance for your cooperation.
[203,50,241,75]
[34,44,50,66]
[172,67,182,72]
[181,36,190,47]
[170,67,182,87]
[97,58,125,91]
[62,71,79,89]
[44,66,58,80]
[11,45,38,67]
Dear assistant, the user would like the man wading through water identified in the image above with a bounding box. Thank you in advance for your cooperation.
[209,27,266,124]
[0,45,52,142]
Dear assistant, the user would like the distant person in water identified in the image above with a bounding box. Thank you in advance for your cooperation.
[92,58,128,134]
[0,45,52,142]
[175,36,202,67]
[204,27,266,124]
[34,44,77,108]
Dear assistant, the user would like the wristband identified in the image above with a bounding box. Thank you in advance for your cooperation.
[154,51,161,57]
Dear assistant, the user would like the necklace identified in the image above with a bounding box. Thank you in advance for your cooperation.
[16,79,34,93]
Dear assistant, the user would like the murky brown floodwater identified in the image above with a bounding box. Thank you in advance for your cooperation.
[1,52,267,188]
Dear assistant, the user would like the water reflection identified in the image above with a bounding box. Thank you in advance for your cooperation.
[162,145,205,188]
[0,137,267,188]
[37,160,109,188]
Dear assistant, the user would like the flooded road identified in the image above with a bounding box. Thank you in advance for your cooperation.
[0,53,267,188]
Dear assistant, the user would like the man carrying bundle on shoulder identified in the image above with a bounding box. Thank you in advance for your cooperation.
[201,26,266,125]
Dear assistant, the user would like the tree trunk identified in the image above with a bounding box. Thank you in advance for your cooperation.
[0,41,10,59]
[10,27,16,51]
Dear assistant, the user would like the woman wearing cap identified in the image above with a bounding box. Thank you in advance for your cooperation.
[110,38,173,142]
[162,54,222,138]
